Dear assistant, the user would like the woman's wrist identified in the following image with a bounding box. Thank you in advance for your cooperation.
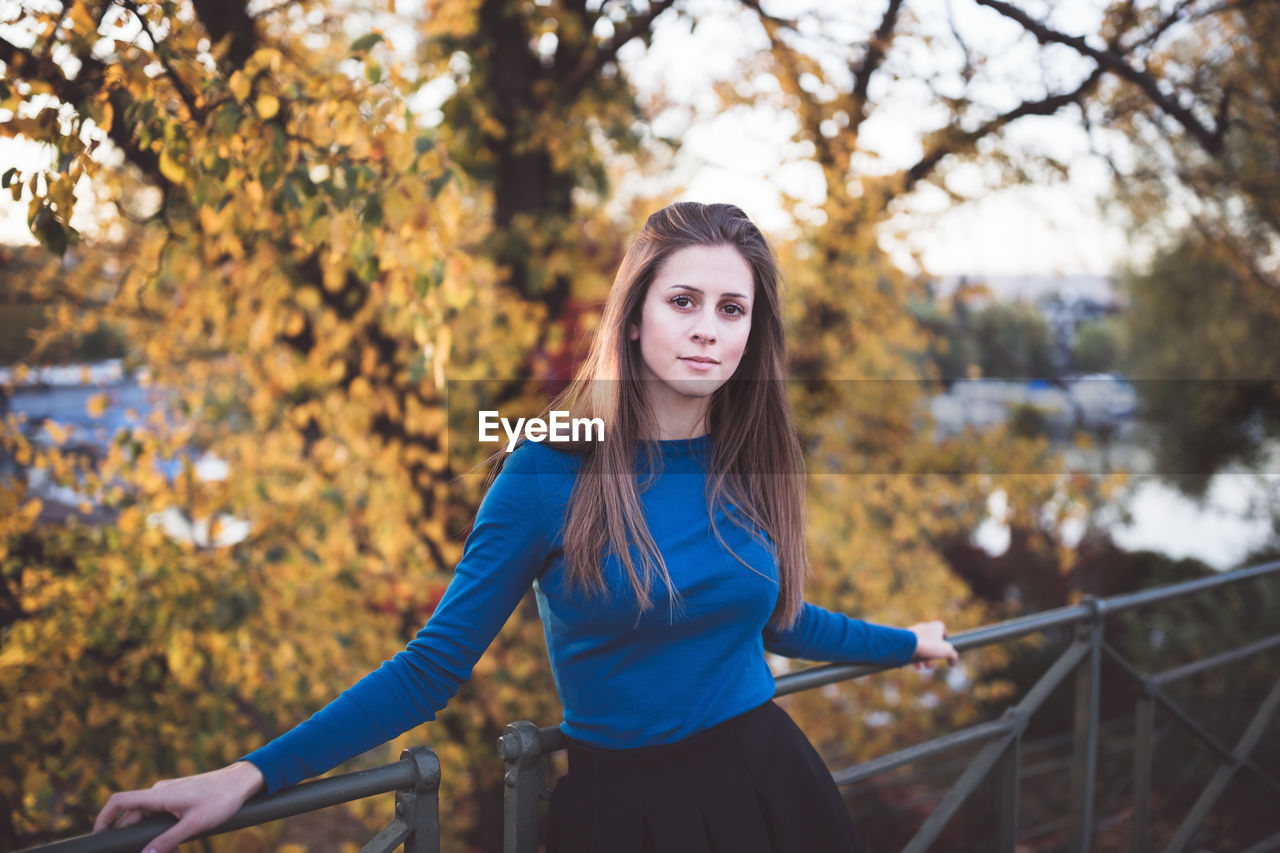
[227,760,266,797]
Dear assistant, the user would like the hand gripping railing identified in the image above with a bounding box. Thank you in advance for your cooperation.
[22,746,441,853]
[498,558,1280,853]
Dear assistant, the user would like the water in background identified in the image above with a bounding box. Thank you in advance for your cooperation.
[1,360,245,545]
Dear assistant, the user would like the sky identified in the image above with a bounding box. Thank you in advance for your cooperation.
[0,0,1142,279]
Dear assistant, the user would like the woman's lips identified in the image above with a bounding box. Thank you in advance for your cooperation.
[680,358,717,372]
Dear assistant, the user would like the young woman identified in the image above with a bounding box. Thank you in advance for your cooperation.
[94,202,958,853]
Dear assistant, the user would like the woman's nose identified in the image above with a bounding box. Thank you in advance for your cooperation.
[691,308,718,344]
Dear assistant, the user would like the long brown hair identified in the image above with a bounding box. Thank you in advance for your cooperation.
[491,202,809,630]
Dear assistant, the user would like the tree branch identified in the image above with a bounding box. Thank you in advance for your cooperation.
[973,0,1231,155]
[120,0,205,122]
[849,0,905,130]
[1115,0,1197,53]
[0,32,164,180]
[737,0,798,28]
[0,32,100,105]
[946,0,977,87]
[902,67,1106,198]
[188,0,256,71]
[1186,0,1272,22]
[563,0,679,92]
[37,0,76,62]
[740,5,837,173]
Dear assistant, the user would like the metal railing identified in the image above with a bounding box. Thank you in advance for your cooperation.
[23,747,442,853]
[496,559,1280,853]
[21,559,1280,853]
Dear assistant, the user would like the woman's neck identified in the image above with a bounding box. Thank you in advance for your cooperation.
[636,382,714,440]
[643,407,710,441]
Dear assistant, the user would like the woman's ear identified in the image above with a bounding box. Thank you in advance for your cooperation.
[629,322,640,341]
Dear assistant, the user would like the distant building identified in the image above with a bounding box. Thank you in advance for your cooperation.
[932,274,1120,306]
[932,274,1124,372]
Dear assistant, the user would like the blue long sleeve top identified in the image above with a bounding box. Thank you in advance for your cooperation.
[240,433,918,795]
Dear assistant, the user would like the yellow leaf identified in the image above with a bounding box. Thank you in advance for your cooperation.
[86,393,108,418]
[96,98,114,133]
[433,325,451,392]
[166,632,201,689]
[69,3,97,38]
[198,204,222,233]
[283,309,306,337]
[255,93,280,120]
[20,498,42,524]
[0,643,30,670]
[229,71,251,103]
[159,150,187,184]
[43,421,68,445]
[247,48,284,74]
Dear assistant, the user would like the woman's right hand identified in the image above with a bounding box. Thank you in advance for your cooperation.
[907,620,959,669]
[93,760,266,853]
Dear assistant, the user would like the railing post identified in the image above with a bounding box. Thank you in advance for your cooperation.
[1130,681,1155,853]
[397,746,442,853]
[499,720,545,853]
[1068,597,1104,853]
[359,747,442,853]
[993,729,1021,852]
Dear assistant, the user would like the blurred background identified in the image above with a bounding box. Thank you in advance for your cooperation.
[2,0,1278,849]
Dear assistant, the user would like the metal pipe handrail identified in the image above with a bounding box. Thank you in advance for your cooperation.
[833,716,1018,786]
[843,717,1139,794]
[25,747,441,853]
[1150,633,1280,687]
[1099,558,1280,614]
[775,558,1280,696]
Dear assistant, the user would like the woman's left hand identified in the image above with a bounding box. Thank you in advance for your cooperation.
[907,621,959,670]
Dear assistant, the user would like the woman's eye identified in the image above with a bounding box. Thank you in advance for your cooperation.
[670,295,745,316]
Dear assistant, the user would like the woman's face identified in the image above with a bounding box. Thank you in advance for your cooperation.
[628,243,755,421]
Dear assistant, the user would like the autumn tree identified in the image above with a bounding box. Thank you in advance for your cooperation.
[414,0,688,383]
[0,1,540,847]
[1100,1,1280,498]
[1118,236,1280,495]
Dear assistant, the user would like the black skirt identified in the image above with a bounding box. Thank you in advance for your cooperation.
[546,699,867,853]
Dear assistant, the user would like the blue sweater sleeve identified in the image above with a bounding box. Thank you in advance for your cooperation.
[238,443,549,795]
[762,601,918,667]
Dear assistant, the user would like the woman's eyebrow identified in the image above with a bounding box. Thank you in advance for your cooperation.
[665,284,751,301]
